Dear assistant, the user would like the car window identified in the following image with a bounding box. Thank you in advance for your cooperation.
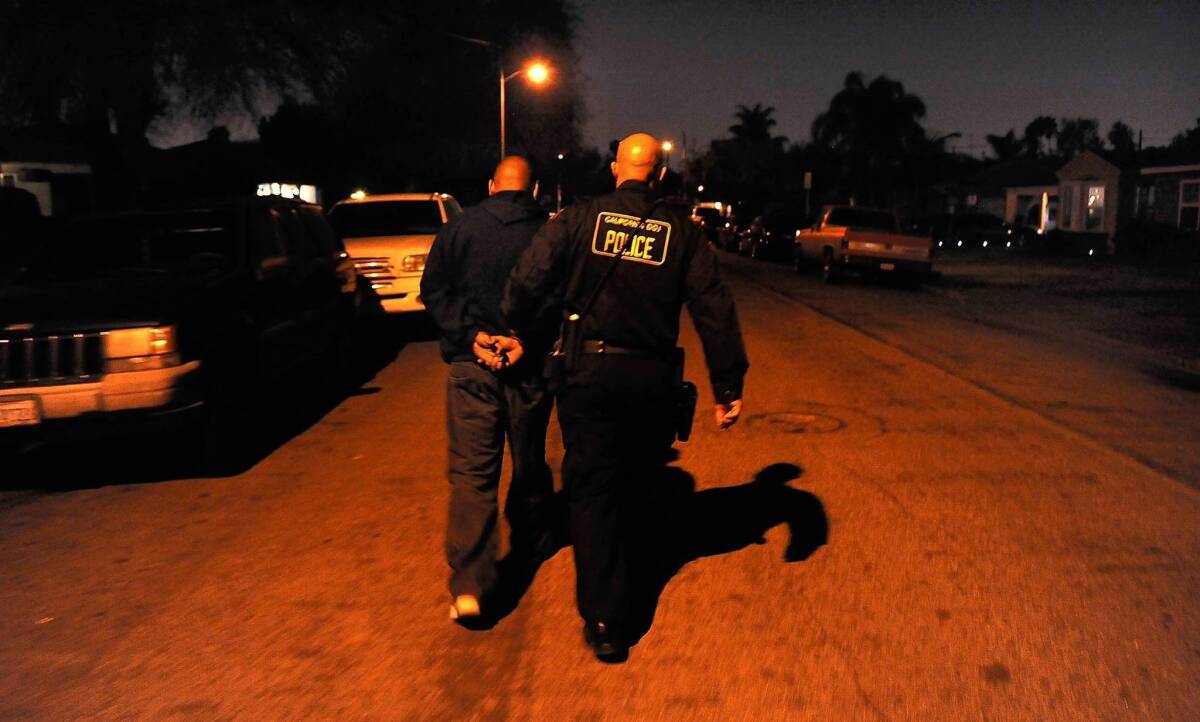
[23,211,240,278]
[826,208,897,231]
[298,206,342,256]
[276,207,317,262]
[248,208,289,274]
[328,201,444,237]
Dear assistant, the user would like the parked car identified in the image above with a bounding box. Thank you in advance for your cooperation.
[0,197,356,469]
[328,192,462,314]
[931,211,1016,250]
[738,208,809,260]
[794,205,932,282]
[689,201,732,246]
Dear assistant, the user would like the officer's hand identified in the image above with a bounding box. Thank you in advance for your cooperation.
[715,399,743,429]
[473,331,500,368]
[492,336,525,368]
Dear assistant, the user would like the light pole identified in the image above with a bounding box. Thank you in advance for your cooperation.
[661,140,674,169]
[445,34,551,162]
[500,61,549,160]
[555,152,565,212]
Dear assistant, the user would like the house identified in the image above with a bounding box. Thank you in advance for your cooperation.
[1055,149,1200,256]
[1134,157,1200,232]
[0,140,94,217]
[1054,150,1127,252]
[946,158,1059,231]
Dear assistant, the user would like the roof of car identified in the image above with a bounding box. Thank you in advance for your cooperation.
[333,193,454,205]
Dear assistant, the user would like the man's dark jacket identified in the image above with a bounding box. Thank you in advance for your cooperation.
[421,191,548,363]
[502,180,749,403]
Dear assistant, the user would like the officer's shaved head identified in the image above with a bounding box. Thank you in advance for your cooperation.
[612,133,662,186]
[490,156,533,194]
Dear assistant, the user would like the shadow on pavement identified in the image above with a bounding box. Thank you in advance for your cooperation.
[2,314,435,492]
[625,461,828,644]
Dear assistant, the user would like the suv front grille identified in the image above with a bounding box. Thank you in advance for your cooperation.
[352,256,398,291]
[0,334,105,387]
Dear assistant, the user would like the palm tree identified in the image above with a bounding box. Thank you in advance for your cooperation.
[729,103,781,142]
[811,72,928,205]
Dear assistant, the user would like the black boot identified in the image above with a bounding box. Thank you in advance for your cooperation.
[583,621,629,664]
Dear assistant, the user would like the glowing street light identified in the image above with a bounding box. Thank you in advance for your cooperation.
[661,140,673,153]
[500,59,552,160]
[525,62,549,85]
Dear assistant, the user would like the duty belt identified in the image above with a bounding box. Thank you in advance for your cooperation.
[581,340,671,359]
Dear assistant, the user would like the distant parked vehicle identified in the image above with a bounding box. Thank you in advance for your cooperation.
[689,201,732,246]
[738,208,809,260]
[794,205,932,282]
[328,193,462,314]
[0,197,356,470]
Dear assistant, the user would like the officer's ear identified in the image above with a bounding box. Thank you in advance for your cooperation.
[657,164,668,183]
[531,180,540,198]
[610,161,618,178]
[487,178,495,196]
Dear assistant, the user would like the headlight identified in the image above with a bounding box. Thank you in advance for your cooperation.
[103,326,181,373]
[400,254,427,272]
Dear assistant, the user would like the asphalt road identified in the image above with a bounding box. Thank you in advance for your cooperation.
[2,254,1198,721]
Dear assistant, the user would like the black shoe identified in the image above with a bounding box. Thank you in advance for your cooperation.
[583,621,629,664]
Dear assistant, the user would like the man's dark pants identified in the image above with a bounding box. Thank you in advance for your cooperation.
[556,354,674,630]
[446,361,554,599]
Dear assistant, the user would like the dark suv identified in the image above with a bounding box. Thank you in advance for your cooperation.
[0,197,357,469]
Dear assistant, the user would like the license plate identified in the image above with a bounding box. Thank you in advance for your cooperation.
[879,262,896,271]
[0,399,40,428]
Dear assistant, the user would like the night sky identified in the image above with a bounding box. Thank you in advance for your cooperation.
[151,1,1199,157]
[577,0,1200,156]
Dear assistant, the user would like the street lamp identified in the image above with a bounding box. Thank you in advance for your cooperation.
[661,140,674,169]
[500,60,551,160]
[555,152,565,212]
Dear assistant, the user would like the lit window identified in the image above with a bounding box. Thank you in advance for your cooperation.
[1180,180,1200,231]
[1085,185,1104,231]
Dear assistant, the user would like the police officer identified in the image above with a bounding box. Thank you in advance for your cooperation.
[420,156,557,625]
[502,133,749,661]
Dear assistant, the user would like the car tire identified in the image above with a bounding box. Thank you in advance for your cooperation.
[792,247,805,273]
[176,361,251,476]
[821,248,838,284]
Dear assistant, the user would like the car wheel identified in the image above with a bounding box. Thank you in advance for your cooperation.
[792,247,805,273]
[821,248,838,284]
[176,362,251,476]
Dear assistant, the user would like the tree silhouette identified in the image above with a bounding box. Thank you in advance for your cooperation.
[0,0,585,171]
[729,103,782,143]
[1056,117,1103,160]
[1169,118,1200,152]
[986,129,1022,160]
[1022,116,1058,158]
[1107,121,1137,162]
[811,71,928,205]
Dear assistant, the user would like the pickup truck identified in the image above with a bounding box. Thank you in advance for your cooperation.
[794,205,933,282]
[0,197,357,471]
